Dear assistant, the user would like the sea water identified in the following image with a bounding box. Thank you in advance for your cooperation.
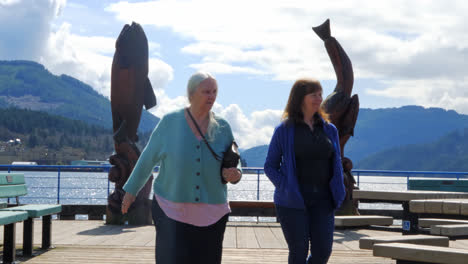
[3,170,407,210]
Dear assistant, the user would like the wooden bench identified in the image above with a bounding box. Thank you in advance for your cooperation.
[373,242,468,264]
[229,200,276,217]
[1,211,28,264]
[431,224,468,237]
[335,215,393,227]
[359,234,449,249]
[0,173,62,256]
[409,179,468,192]
[354,190,468,234]
[409,198,468,236]
[410,199,468,216]
[419,218,468,228]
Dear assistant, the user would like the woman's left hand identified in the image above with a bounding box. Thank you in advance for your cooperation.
[222,167,241,183]
[121,192,136,214]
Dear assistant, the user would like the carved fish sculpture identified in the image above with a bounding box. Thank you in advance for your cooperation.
[111,21,156,142]
[313,19,360,214]
[313,19,359,157]
[107,22,156,215]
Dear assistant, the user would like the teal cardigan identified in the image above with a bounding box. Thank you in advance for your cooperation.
[123,109,236,204]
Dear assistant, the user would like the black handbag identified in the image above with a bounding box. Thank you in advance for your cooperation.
[186,109,240,183]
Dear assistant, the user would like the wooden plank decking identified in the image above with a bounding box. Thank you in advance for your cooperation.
[1,220,468,263]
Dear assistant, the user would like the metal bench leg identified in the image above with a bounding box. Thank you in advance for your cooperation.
[3,223,17,264]
[402,202,419,235]
[41,215,52,249]
[23,217,34,256]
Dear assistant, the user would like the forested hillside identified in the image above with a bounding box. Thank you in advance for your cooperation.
[0,107,150,165]
[357,128,468,171]
[240,106,468,171]
[0,60,159,132]
[346,106,468,162]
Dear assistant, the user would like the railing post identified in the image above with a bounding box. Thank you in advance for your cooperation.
[107,177,110,198]
[407,174,410,190]
[356,171,360,187]
[257,169,260,200]
[7,166,11,204]
[57,168,61,204]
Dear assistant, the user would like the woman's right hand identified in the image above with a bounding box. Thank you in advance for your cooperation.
[121,192,136,214]
[222,167,242,183]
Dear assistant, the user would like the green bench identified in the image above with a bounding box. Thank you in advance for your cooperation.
[408,179,468,192]
[0,173,62,257]
[1,211,29,264]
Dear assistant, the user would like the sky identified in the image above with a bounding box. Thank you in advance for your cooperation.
[0,0,467,150]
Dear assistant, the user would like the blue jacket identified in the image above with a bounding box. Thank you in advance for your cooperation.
[264,120,346,209]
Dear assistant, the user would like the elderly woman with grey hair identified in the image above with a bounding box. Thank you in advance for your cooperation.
[121,71,242,263]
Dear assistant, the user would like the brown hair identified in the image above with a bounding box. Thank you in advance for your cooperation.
[282,78,329,124]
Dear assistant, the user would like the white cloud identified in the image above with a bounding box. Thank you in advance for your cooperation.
[41,23,173,99]
[2,0,468,150]
[0,0,66,60]
[0,0,22,5]
[40,22,114,96]
[367,77,468,114]
[0,0,174,100]
[215,104,282,149]
[189,62,267,75]
[107,0,467,79]
[107,0,468,115]
[149,89,187,117]
[148,58,174,89]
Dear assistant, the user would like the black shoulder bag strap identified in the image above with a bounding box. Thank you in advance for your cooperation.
[186,108,222,161]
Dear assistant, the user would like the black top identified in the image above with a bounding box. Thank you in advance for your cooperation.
[294,120,334,201]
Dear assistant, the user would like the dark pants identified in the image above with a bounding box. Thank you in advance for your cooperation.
[276,197,335,264]
[152,198,229,264]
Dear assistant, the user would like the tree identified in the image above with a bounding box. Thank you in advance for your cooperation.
[27,134,38,148]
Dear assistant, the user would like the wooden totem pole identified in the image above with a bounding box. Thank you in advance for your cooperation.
[313,19,360,215]
[106,22,157,225]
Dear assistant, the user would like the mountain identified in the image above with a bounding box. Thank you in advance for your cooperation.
[0,60,159,132]
[240,144,268,167]
[357,128,468,171]
[346,106,468,162]
[241,106,468,170]
[0,106,152,165]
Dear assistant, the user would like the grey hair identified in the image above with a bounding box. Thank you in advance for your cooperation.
[187,71,219,141]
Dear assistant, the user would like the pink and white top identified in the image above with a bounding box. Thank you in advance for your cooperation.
[155,194,230,227]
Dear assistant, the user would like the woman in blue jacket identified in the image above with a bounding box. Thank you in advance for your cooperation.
[264,78,346,264]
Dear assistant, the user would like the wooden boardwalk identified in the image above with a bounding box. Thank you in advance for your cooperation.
[1,220,468,263]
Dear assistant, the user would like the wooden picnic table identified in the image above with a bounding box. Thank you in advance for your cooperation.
[410,198,468,215]
[409,198,468,237]
[354,190,468,234]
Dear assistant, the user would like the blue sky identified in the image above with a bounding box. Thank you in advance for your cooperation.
[0,0,467,149]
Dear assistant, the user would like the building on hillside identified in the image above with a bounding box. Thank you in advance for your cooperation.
[71,160,110,166]
[11,161,38,165]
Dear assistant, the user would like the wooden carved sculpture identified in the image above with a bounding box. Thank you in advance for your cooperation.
[106,22,157,225]
[313,19,360,214]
